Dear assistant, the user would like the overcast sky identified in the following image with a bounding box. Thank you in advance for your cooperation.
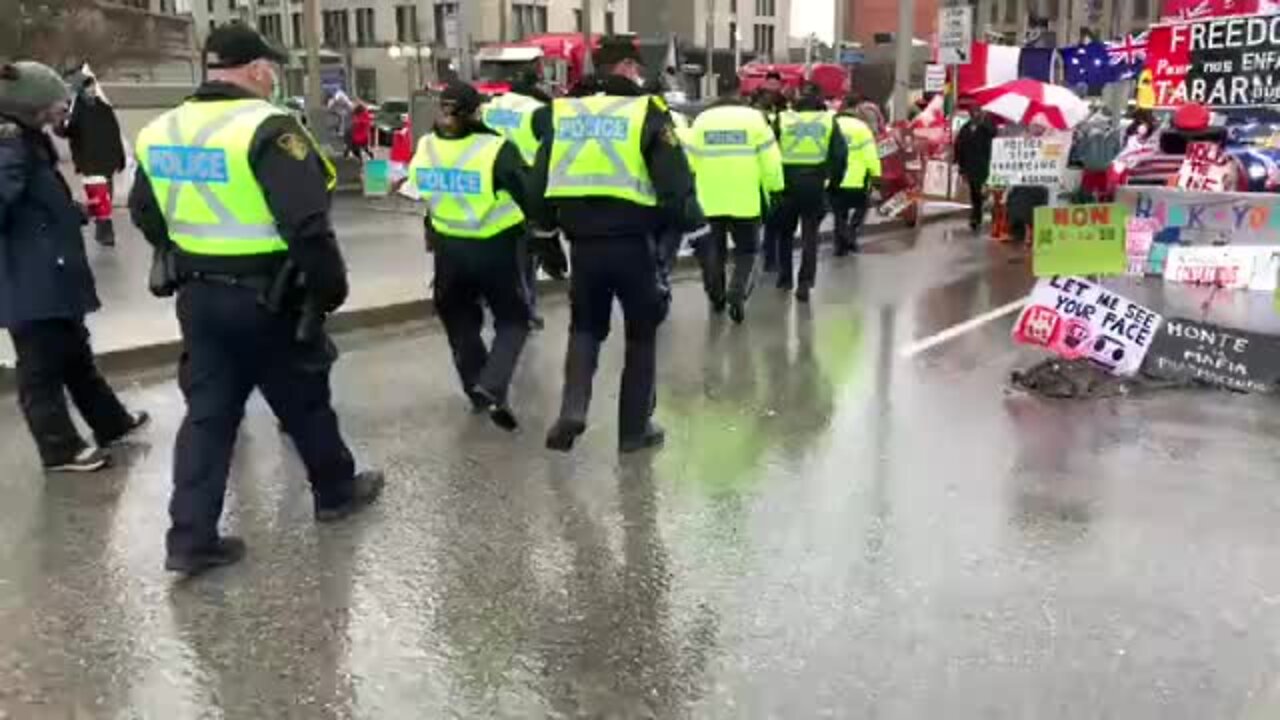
[791,0,836,42]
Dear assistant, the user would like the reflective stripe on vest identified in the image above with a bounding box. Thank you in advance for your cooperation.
[136,99,288,256]
[780,111,833,166]
[483,93,543,165]
[546,96,656,206]
[412,134,525,239]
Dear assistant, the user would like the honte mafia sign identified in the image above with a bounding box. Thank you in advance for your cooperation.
[1013,276,1162,377]
[1143,318,1280,392]
[1147,13,1280,107]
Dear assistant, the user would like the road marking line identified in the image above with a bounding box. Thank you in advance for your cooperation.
[899,298,1027,358]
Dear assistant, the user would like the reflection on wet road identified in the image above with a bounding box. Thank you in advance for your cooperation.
[4,222,1280,719]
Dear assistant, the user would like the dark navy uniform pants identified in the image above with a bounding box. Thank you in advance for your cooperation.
[168,281,356,557]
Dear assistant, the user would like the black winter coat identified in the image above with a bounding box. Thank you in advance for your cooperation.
[63,95,126,176]
[955,117,997,182]
[0,116,101,329]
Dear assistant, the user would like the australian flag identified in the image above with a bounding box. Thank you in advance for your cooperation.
[1061,42,1115,89]
[1106,31,1148,81]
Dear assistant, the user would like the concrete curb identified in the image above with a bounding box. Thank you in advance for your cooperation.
[0,208,966,392]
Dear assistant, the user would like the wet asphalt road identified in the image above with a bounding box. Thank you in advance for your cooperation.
[5,221,1280,718]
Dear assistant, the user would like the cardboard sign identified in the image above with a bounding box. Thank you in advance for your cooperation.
[1013,276,1162,376]
[1143,318,1280,392]
[988,135,1071,187]
[924,64,947,93]
[1177,142,1235,191]
[1126,217,1160,275]
[362,159,390,196]
[877,191,913,218]
[922,159,953,198]
[938,6,974,64]
[1115,186,1280,245]
[1146,14,1280,107]
[1032,204,1129,277]
[1162,245,1280,290]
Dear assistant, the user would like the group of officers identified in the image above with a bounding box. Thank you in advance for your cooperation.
[4,24,883,577]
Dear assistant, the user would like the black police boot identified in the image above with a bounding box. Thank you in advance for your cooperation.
[728,300,746,325]
[471,385,518,432]
[165,536,247,577]
[94,219,116,247]
[620,422,666,454]
[546,334,600,452]
[795,286,812,303]
[315,470,386,522]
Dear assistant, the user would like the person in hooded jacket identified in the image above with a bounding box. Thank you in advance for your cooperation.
[0,61,148,473]
[60,72,127,247]
[411,81,540,431]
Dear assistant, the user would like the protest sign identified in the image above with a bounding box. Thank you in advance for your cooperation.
[938,6,973,64]
[1032,204,1128,277]
[1126,217,1160,275]
[1176,142,1236,191]
[988,135,1071,187]
[1147,14,1280,107]
[925,64,947,93]
[1013,276,1162,376]
[922,159,954,198]
[362,159,390,196]
[877,191,913,218]
[1116,186,1280,245]
[1143,318,1280,392]
[1162,245,1280,290]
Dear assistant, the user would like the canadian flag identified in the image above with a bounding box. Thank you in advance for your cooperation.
[956,42,1023,96]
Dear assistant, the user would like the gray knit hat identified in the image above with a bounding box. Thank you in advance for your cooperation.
[0,61,71,124]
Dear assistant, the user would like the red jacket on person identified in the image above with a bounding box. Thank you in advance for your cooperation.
[350,106,373,146]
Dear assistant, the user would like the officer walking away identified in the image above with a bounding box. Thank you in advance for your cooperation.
[534,39,700,454]
[129,25,384,577]
[0,61,148,473]
[831,96,881,255]
[685,90,784,324]
[754,72,788,274]
[482,69,565,331]
[412,81,539,431]
[774,84,846,303]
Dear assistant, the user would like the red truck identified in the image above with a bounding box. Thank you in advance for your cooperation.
[737,63,850,102]
[475,33,636,95]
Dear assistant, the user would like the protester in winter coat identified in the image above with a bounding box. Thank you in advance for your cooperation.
[61,74,126,246]
[954,110,997,231]
[0,61,147,472]
[347,104,373,160]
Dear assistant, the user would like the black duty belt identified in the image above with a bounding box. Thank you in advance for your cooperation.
[184,272,274,293]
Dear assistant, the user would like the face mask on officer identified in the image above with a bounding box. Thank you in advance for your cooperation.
[245,59,281,101]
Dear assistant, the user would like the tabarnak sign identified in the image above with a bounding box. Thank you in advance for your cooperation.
[1147,13,1280,107]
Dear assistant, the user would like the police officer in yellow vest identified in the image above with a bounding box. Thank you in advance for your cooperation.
[128,24,384,577]
[685,93,784,324]
[533,39,700,454]
[413,81,539,431]
[831,97,881,255]
[774,86,846,303]
[482,70,566,330]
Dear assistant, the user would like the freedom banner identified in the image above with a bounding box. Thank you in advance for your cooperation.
[1147,13,1280,107]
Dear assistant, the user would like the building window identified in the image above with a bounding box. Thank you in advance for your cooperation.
[434,2,459,45]
[604,10,614,33]
[754,0,775,17]
[729,21,737,49]
[208,19,216,32]
[206,0,213,12]
[1134,0,1150,17]
[322,9,350,46]
[356,68,377,101]
[730,0,736,11]
[355,8,375,46]
[512,3,547,38]
[1004,0,1015,23]
[989,0,998,23]
[226,0,234,12]
[395,5,419,42]
[259,13,282,42]
[753,23,774,57]
[291,12,302,46]
[574,8,582,30]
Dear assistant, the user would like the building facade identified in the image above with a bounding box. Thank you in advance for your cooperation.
[186,0,630,102]
[628,0,790,62]
[843,0,938,48]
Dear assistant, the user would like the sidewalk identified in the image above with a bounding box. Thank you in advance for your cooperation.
[0,196,968,372]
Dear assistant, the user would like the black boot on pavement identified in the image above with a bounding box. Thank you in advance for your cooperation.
[165,536,247,577]
[315,471,386,522]
[94,219,116,247]
[472,385,518,432]
[45,447,111,473]
[620,422,666,454]
[101,411,151,447]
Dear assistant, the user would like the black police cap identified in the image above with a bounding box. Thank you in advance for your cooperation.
[205,22,290,69]
[440,80,482,115]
